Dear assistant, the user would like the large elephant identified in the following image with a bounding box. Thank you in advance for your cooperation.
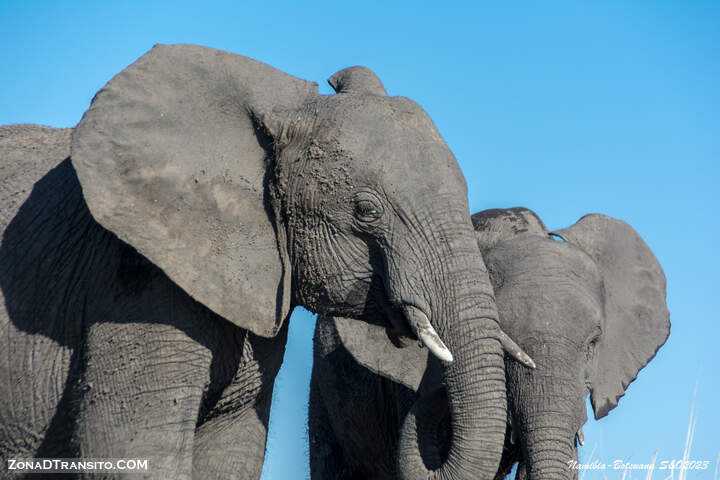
[0,45,528,479]
[309,207,670,480]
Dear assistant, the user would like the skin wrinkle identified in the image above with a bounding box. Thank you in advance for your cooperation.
[277,123,389,317]
[526,453,576,471]
[507,343,586,479]
[64,232,240,467]
[78,320,209,459]
[522,431,576,453]
[2,322,12,426]
[387,217,494,343]
[397,332,506,478]
[316,221,373,295]
[388,196,468,281]
[302,214,372,311]
[392,207,474,305]
[384,249,431,314]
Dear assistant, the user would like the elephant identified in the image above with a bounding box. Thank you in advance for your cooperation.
[0,44,531,479]
[309,207,670,480]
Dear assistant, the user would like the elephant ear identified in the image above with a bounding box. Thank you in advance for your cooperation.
[333,317,428,391]
[471,207,549,252]
[328,66,387,96]
[552,214,670,419]
[71,44,318,337]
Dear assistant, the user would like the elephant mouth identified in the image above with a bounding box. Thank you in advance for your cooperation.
[382,300,454,363]
[345,275,455,362]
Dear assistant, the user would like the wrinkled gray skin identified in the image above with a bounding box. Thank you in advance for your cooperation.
[310,207,670,480]
[0,44,521,479]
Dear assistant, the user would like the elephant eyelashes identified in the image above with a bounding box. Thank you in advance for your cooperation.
[353,193,384,224]
[355,201,380,219]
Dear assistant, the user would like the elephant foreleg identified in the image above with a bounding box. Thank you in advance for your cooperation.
[75,253,216,479]
[76,320,212,479]
[192,322,288,480]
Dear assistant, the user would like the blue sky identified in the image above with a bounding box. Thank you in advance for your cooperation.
[1,1,718,478]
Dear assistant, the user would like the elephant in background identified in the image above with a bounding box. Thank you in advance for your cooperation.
[309,207,670,480]
[0,44,529,479]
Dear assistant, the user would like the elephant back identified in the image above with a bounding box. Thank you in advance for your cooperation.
[0,124,72,232]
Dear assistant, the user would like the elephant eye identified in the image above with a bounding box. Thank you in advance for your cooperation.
[354,195,384,224]
[586,329,601,360]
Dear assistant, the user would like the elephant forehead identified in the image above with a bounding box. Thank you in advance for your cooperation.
[496,287,602,348]
[491,234,600,284]
[472,207,549,237]
[319,95,467,198]
[489,237,603,336]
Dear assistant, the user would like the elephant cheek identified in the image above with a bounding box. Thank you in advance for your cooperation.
[290,241,377,317]
[341,277,379,313]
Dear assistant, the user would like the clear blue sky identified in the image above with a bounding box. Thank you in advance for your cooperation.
[1,1,718,478]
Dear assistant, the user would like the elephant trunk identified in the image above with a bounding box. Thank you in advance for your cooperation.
[507,356,581,480]
[397,252,507,479]
[519,420,578,480]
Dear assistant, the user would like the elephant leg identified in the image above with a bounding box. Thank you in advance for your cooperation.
[75,247,216,479]
[0,303,78,460]
[76,321,212,478]
[309,369,362,480]
[192,321,288,480]
[309,318,404,480]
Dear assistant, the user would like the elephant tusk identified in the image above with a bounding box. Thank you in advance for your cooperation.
[499,330,535,369]
[403,306,454,363]
[576,427,585,446]
[498,329,536,369]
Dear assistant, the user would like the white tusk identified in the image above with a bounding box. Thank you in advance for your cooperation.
[404,306,454,363]
[498,329,536,369]
[576,427,585,446]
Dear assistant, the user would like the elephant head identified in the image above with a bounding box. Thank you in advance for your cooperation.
[327,207,669,479]
[475,208,670,479]
[70,44,529,478]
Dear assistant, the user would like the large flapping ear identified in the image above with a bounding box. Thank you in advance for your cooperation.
[471,207,549,252]
[71,44,318,337]
[328,66,388,96]
[332,316,428,391]
[552,214,670,419]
